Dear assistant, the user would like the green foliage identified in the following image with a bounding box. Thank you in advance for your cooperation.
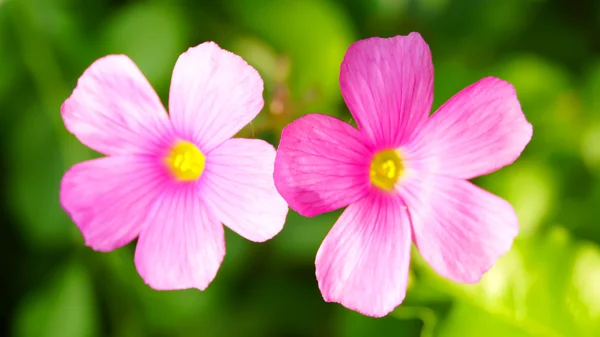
[414,227,600,336]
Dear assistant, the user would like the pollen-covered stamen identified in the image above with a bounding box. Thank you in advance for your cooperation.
[369,149,404,191]
[165,141,205,181]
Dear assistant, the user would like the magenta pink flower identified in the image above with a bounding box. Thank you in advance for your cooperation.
[60,42,288,290]
[273,33,533,317]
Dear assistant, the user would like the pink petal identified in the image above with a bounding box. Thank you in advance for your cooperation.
[61,55,174,156]
[202,138,288,242]
[340,33,433,148]
[60,156,169,252]
[135,184,225,290]
[404,77,533,180]
[169,42,264,152]
[274,114,372,217]
[316,192,412,317]
[399,174,519,283]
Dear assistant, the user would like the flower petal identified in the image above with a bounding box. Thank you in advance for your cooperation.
[404,77,533,179]
[399,174,519,283]
[340,33,433,148]
[202,138,288,242]
[169,42,264,152]
[61,55,173,156]
[135,184,225,290]
[60,156,169,252]
[274,114,372,217]
[316,192,412,317]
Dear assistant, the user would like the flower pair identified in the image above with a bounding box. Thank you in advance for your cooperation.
[61,33,532,317]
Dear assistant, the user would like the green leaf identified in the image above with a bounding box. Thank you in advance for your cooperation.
[416,227,600,337]
[478,160,558,236]
[564,243,600,336]
[580,121,600,171]
[437,302,534,337]
[13,260,98,337]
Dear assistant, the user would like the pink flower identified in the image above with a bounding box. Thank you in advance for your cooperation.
[273,33,533,317]
[60,42,288,290]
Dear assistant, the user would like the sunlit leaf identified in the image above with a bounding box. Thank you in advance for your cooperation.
[565,244,600,335]
[479,160,557,236]
[437,302,533,337]
[416,227,600,337]
[581,122,600,171]
[580,61,600,170]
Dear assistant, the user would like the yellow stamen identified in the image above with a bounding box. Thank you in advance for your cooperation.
[369,149,404,191]
[165,141,205,181]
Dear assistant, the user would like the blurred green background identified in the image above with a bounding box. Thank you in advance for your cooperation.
[2,0,600,336]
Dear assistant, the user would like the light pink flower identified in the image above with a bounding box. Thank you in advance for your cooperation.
[273,33,533,317]
[60,42,288,290]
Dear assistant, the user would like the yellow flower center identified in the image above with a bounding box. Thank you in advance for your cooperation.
[369,149,404,191]
[165,141,205,181]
